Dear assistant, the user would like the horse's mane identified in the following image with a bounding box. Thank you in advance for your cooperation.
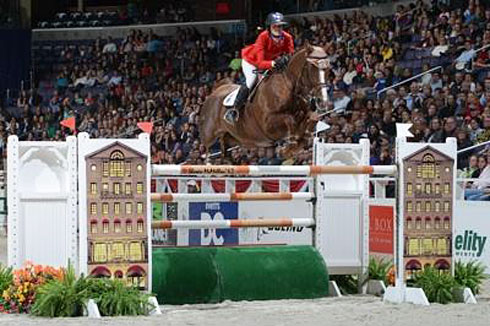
[286,47,309,80]
[212,77,234,91]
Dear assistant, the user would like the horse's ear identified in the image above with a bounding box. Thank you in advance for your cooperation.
[304,40,314,54]
[323,41,333,53]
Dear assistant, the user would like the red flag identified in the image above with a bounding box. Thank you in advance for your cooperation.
[137,122,153,134]
[60,117,76,131]
[216,2,230,14]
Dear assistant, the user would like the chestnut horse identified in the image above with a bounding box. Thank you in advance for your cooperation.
[199,44,331,157]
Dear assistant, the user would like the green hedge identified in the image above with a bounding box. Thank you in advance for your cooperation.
[152,245,329,304]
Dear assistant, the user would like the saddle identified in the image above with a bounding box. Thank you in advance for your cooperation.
[223,70,270,107]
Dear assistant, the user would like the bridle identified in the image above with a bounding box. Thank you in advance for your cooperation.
[292,52,331,112]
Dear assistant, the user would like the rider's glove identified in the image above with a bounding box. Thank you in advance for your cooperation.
[274,55,290,70]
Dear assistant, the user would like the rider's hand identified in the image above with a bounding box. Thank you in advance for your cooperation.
[271,61,276,68]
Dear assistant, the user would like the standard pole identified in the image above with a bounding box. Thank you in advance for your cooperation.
[152,164,397,176]
[150,192,314,202]
[151,218,315,229]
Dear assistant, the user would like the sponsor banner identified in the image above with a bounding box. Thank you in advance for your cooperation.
[238,201,312,245]
[454,201,490,273]
[189,202,239,246]
[158,200,313,246]
[369,205,394,256]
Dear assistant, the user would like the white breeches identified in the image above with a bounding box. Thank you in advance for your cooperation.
[242,59,257,89]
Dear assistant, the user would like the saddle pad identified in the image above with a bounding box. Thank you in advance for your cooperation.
[223,87,239,107]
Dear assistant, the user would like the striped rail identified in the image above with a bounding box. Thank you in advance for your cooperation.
[150,192,314,202]
[152,164,397,176]
[151,218,315,229]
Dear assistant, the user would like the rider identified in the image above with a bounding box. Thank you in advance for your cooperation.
[224,12,295,125]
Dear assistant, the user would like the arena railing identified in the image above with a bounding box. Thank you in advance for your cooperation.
[376,65,443,98]
[32,19,246,41]
[470,43,490,72]
[457,139,490,156]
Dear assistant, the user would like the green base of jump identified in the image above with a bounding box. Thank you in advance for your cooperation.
[152,245,329,305]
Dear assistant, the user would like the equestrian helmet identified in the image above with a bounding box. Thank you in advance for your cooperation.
[266,12,287,27]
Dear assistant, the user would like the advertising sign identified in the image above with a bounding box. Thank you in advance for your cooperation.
[188,202,239,246]
[369,205,394,256]
[454,201,490,273]
[238,201,312,245]
[157,200,313,246]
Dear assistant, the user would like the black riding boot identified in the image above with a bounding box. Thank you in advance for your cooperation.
[224,85,249,125]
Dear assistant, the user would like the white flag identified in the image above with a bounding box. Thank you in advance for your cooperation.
[315,121,330,134]
[396,123,414,138]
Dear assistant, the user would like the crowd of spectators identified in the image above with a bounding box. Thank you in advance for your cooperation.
[36,0,194,29]
[36,0,392,29]
[2,0,490,198]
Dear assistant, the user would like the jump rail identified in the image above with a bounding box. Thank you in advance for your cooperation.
[152,164,397,176]
[151,218,315,229]
[150,192,314,202]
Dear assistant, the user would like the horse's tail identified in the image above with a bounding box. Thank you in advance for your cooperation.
[212,77,234,91]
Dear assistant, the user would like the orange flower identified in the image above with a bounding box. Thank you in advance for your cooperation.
[33,265,43,275]
[387,266,396,286]
[4,263,67,313]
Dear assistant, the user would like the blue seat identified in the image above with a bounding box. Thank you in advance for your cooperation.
[55,12,68,21]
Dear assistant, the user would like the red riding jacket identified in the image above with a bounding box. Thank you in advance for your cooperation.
[242,30,295,70]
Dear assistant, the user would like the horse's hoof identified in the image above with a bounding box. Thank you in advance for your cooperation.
[280,142,299,159]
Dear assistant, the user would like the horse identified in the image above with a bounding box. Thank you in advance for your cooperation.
[199,44,331,158]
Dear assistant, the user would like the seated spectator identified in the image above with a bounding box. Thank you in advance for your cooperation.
[465,153,490,200]
[455,39,476,69]
[430,116,458,143]
[460,154,479,178]
[102,37,118,53]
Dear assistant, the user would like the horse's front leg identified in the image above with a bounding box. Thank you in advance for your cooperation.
[266,114,300,157]
[219,136,227,159]
[266,114,295,140]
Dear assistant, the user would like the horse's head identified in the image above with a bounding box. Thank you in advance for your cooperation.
[287,43,331,112]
